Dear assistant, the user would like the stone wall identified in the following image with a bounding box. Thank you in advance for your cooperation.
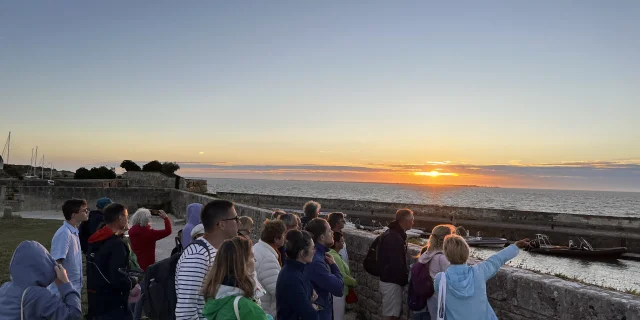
[185,179,208,193]
[14,186,172,212]
[123,171,186,189]
[344,228,640,320]
[55,179,129,188]
[169,190,272,241]
[217,192,640,253]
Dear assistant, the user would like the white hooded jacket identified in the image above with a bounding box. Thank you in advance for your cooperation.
[253,240,281,316]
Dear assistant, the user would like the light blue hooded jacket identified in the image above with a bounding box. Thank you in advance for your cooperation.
[182,203,203,249]
[434,244,519,320]
[0,241,82,320]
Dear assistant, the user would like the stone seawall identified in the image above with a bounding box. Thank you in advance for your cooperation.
[14,186,172,212]
[344,228,640,320]
[217,192,640,253]
[169,190,272,240]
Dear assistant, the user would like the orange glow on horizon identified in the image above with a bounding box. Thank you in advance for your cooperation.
[414,171,459,177]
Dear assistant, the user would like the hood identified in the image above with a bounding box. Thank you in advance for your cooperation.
[186,203,203,226]
[88,226,114,243]
[388,221,407,238]
[9,241,57,288]
[202,294,237,318]
[418,249,443,264]
[444,264,475,299]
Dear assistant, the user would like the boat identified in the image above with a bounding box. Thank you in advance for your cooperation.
[458,228,510,248]
[464,236,510,248]
[526,234,627,260]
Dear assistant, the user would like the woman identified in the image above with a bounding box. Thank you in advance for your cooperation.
[201,237,270,320]
[182,203,203,249]
[434,235,530,320]
[412,224,455,320]
[276,230,319,320]
[253,220,287,317]
[0,241,82,320]
[238,216,254,238]
[128,208,173,271]
[190,223,205,240]
[328,232,357,320]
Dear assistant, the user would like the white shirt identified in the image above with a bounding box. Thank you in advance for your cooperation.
[175,238,216,320]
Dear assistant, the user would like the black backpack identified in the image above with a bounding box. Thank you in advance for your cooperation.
[143,239,210,320]
[363,231,388,277]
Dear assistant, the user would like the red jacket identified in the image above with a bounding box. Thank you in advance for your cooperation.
[128,217,172,271]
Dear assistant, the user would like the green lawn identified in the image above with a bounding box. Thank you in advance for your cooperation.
[0,217,88,315]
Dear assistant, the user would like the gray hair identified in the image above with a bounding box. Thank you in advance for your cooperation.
[279,213,298,228]
[130,208,152,227]
[303,201,321,219]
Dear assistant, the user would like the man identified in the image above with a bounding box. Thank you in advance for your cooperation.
[327,212,349,263]
[86,203,138,319]
[304,218,344,320]
[175,199,238,320]
[377,209,414,320]
[300,201,321,228]
[79,197,113,253]
[48,199,89,298]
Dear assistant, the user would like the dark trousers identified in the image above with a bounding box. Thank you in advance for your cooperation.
[95,305,133,320]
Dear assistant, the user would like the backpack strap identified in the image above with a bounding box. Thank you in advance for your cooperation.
[233,295,241,320]
[437,273,447,320]
[190,239,212,261]
[21,287,30,320]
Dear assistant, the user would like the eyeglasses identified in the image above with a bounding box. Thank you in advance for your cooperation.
[77,208,89,214]
[220,216,240,223]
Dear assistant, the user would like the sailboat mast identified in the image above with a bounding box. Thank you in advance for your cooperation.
[41,155,45,179]
[5,132,9,165]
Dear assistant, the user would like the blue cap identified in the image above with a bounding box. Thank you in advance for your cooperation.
[96,197,113,209]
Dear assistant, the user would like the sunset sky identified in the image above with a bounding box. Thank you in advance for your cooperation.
[1,2,639,191]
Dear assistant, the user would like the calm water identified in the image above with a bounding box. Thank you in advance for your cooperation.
[205,178,640,217]
[203,178,640,291]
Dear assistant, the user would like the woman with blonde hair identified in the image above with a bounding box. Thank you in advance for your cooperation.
[411,224,455,320]
[238,216,254,238]
[201,236,271,320]
[434,235,530,320]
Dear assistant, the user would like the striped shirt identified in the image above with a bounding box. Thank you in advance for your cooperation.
[175,238,217,320]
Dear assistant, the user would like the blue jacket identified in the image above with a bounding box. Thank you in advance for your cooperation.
[182,203,203,249]
[0,241,82,320]
[304,243,344,320]
[276,259,318,320]
[434,244,520,320]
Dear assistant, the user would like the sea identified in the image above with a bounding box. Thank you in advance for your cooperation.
[202,178,640,292]
[204,178,640,217]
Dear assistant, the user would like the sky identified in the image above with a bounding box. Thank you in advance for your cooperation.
[1,1,639,191]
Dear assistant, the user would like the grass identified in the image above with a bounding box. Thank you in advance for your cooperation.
[0,216,89,314]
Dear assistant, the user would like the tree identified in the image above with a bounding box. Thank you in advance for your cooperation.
[75,166,116,179]
[75,167,90,179]
[120,160,141,172]
[161,162,180,176]
[142,160,163,172]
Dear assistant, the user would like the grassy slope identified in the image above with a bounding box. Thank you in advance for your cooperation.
[0,217,88,314]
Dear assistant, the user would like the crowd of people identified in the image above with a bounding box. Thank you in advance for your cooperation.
[0,196,530,320]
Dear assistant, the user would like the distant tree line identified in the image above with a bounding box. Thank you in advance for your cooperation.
[74,166,117,179]
[74,160,180,179]
[120,160,180,176]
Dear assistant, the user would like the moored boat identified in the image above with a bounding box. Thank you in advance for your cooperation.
[526,234,627,260]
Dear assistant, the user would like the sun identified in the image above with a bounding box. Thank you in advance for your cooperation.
[414,171,458,177]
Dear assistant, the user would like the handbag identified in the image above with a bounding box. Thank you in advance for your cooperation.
[345,288,358,304]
